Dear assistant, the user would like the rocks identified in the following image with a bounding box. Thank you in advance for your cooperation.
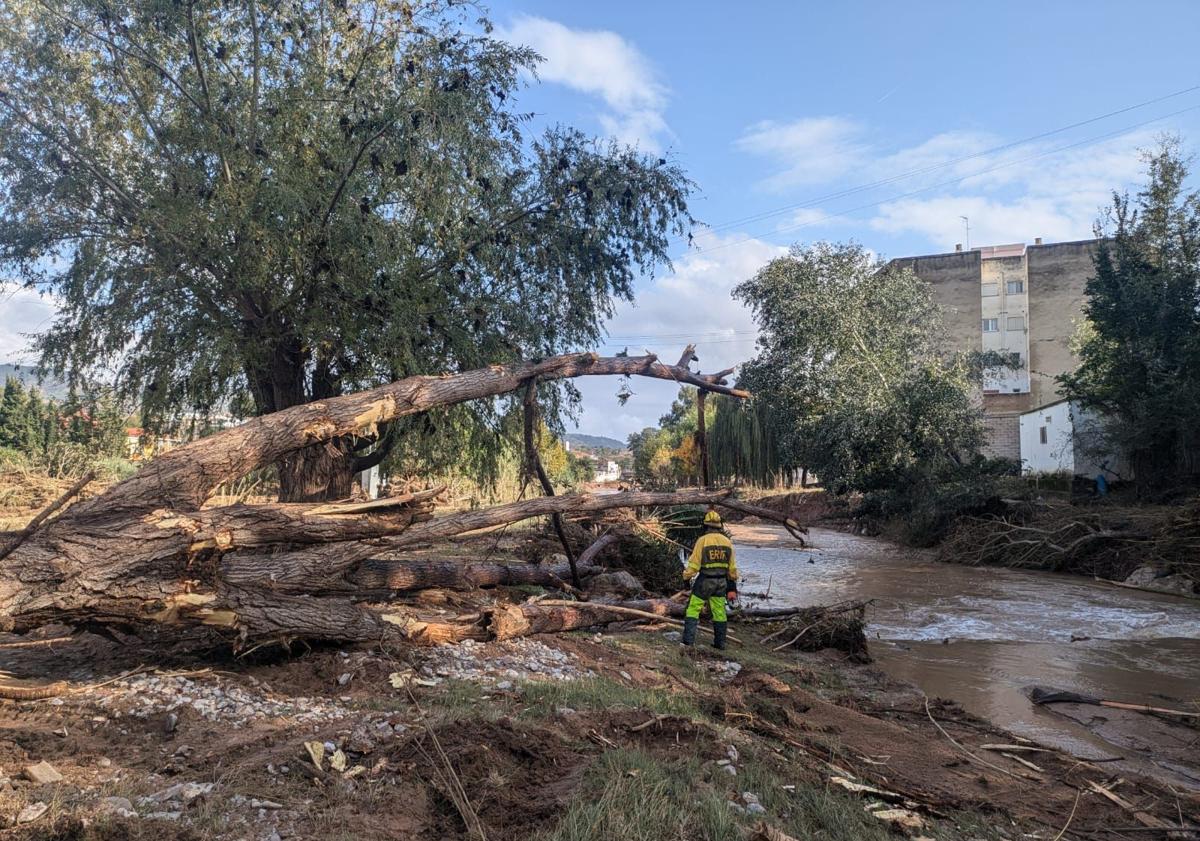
[707,660,742,682]
[97,796,136,818]
[140,780,214,808]
[1124,566,1197,595]
[741,791,766,816]
[587,571,643,598]
[411,638,592,687]
[663,631,683,643]
[17,802,48,824]
[92,674,352,727]
[144,811,182,821]
[23,761,63,784]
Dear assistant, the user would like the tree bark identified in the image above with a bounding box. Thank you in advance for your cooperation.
[0,349,762,644]
[696,389,710,489]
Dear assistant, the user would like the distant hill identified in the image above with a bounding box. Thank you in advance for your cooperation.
[565,432,626,451]
[0,363,69,400]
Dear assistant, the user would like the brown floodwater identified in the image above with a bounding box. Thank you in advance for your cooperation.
[728,523,1200,790]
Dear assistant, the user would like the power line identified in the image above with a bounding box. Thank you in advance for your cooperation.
[689,101,1200,258]
[701,84,1200,235]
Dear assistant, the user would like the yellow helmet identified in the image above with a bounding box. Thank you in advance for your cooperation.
[703,510,723,528]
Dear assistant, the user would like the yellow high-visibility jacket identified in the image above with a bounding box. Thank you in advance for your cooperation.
[683,532,738,582]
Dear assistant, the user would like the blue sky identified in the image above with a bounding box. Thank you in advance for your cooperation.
[3,1,1199,441]
[485,1,1200,439]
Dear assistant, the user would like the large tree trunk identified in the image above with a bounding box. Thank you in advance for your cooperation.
[0,349,766,645]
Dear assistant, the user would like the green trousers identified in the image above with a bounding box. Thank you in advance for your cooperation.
[685,593,727,623]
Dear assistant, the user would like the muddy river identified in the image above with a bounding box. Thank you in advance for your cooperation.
[729,523,1200,789]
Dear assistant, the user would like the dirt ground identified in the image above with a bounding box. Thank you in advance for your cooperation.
[2,611,1197,840]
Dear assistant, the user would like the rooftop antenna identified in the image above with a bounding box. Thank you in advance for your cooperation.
[959,215,970,251]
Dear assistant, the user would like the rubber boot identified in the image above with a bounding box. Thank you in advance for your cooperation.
[712,621,728,651]
[681,617,698,647]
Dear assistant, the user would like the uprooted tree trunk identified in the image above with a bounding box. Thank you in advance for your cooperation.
[0,349,805,646]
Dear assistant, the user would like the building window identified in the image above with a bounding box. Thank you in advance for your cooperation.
[1007,280,1025,294]
[982,318,999,332]
[1007,316,1025,331]
[982,283,999,297]
[1039,426,1048,444]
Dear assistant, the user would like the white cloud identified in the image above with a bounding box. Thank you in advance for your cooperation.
[869,130,1157,249]
[735,116,868,190]
[572,230,785,439]
[496,16,670,152]
[0,284,56,363]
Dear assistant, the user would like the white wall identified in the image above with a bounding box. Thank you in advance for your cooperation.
[1019,401,1074,474]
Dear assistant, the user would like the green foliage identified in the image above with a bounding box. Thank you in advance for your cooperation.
[734,242,984,496]
[0,376,130,476]
[1058,138,1200,493]
[708,393,788,485]
[625,387,706,489]
[0,0,693,494]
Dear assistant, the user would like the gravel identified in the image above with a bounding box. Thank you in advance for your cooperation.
[412,638,592,686]
[91,675,353,725]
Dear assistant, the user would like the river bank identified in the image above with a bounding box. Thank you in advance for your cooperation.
[731,522,1200,794]
[2,585,1197,837]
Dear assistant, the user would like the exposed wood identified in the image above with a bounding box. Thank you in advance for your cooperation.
[87,350,749,515]
[719,498,808,544]
[1093,576,1200,601]
[303,486,445,515]
[1000,752,1046,774]
[576,533,618,568]
[1085,780,1171,830]
[525,598,750,640]
[0,470,95,561]
[980,744,1052,753]
[1030,687,1200,718]
[924,698,1035,782]
[0,347,765,645]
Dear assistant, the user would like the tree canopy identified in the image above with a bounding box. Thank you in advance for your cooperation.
[0,0,693,499]
[1059,138,1200,491]
[734,242,984,495]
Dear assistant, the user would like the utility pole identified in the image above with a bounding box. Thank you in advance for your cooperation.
[959,215,971,251]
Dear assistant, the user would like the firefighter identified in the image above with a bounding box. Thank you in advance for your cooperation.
[681,509,738,650]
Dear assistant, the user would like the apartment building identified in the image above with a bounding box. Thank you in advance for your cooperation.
[889,238,1097,460]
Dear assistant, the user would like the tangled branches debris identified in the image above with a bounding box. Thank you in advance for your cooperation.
[750,601,870,661]
[938,499,1200,586]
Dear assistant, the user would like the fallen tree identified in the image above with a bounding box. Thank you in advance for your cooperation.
[388,598,865,654]
[0,349,804,645]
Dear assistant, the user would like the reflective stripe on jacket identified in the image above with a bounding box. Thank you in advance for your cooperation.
[683,532,738,582]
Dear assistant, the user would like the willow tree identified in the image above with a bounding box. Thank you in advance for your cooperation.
[0,0,692,500]
[707,394,787,486]
[735,242,983,495]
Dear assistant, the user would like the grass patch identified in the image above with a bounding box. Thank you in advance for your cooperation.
[535,749,740,841]
[519,676,703,719]
[537,746,942,841]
